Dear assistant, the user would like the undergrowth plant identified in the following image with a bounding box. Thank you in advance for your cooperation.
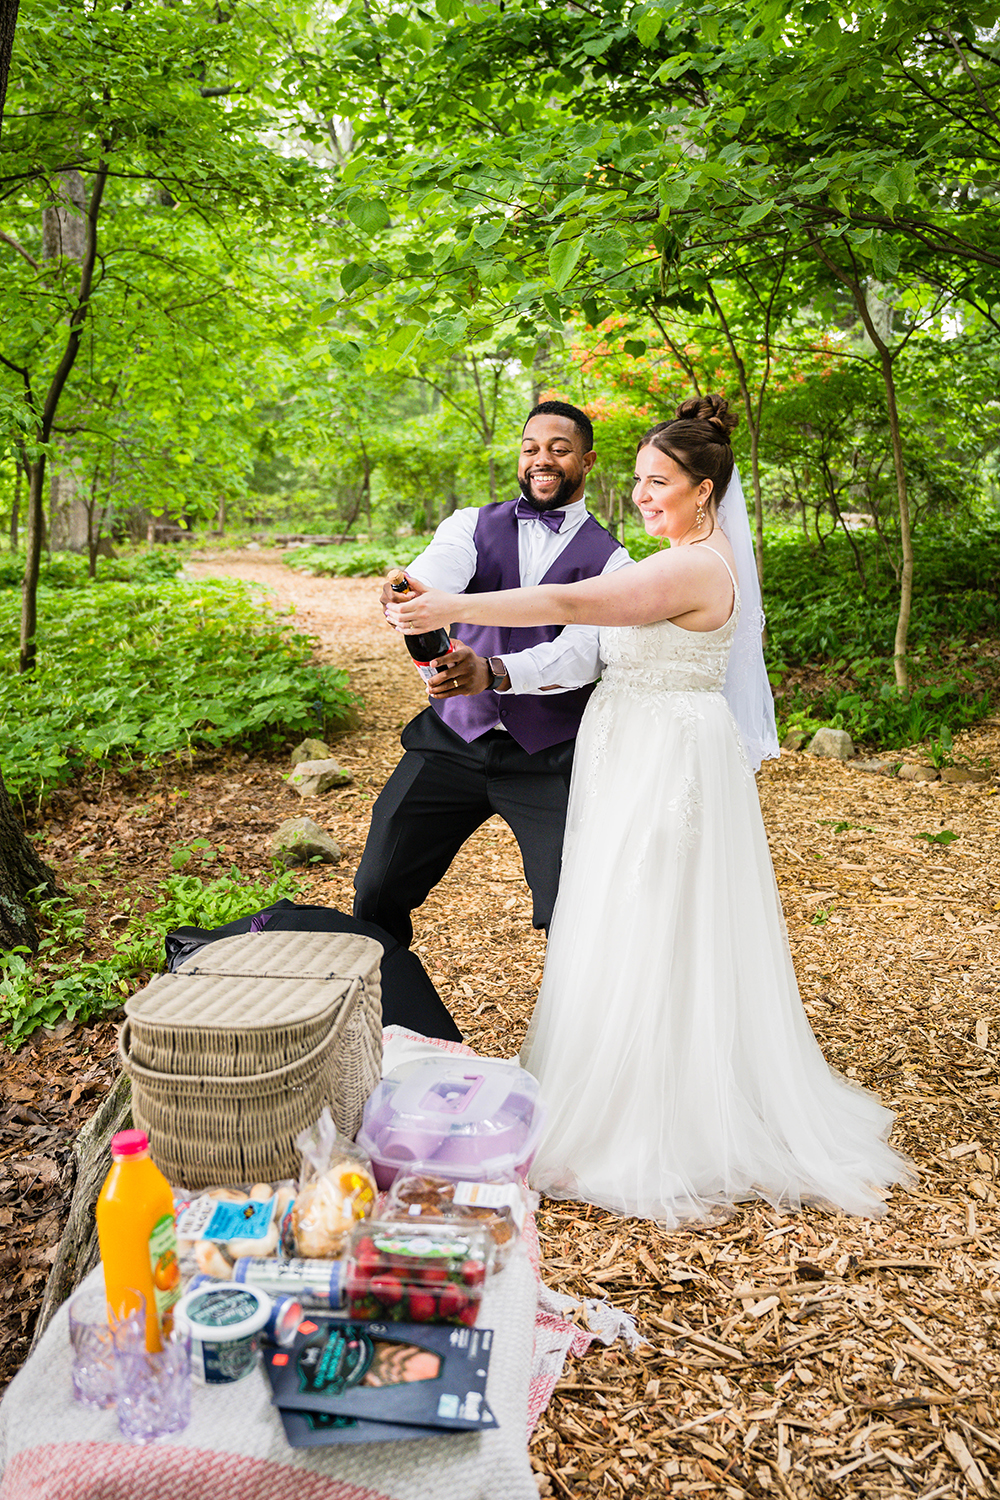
[630,520,999,751]
[0,576,360,800]
[284,542,408,579]
[0,867,302,1046]
[0,548,185,590]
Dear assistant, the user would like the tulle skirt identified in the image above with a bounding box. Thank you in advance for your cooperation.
[519,683,912,1223]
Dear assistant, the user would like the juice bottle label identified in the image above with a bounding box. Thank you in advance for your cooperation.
[148,1212,183,1327]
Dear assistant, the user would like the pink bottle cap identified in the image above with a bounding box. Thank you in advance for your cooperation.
[110,1130,150,1157]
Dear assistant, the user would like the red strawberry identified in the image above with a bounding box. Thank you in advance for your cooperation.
[354,1237,379,1274]
[419,1264,450,1285]
[460,1259,486,1288]
[345,1268,370,1299]
[406,1290,437,1322]
[438,1283,466,1321]
[458,1301,479,1327]
[371,1274,404,1308]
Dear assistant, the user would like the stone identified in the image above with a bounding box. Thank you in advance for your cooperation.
[854,758,899,777]
[940,765,990,784]
[781,729,808,753]
[897,763,938,782]
[271,816,341,866]
[288,758,353,797]
[806,727,855,760]
[291,737,332,767]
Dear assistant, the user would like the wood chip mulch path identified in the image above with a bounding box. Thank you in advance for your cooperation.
[3,551,997,1499]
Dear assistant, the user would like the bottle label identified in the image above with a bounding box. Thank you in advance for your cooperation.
[148,1212,183,1326]
[412,642,455,684]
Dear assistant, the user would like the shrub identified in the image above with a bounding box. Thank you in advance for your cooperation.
[0,576,359,799]
[284,542,415,578]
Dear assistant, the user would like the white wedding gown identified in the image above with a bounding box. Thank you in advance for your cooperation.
[520,552,911,1222]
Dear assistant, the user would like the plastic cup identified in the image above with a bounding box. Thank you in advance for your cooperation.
[68,1285,144,1409]
[113,1320,191,1444]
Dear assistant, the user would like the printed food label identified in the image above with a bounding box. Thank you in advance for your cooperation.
[452,1181,526,1231]
[176,1195,276,1242]
[148,1212,182,1322]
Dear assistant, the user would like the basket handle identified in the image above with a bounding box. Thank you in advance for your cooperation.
[117,1018,347,1090]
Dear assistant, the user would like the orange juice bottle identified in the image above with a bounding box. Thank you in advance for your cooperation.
[96,1129,181,1352]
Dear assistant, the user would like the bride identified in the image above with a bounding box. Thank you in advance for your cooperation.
[387,396,912,1223]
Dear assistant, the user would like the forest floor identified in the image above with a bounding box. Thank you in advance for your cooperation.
[2,550,999,1499]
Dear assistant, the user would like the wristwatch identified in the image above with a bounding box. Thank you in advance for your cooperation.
[486,656,510,692]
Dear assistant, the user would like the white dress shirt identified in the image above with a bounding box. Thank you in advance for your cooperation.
[405,498,634,694]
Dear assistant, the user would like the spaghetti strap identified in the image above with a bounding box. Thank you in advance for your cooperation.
[700,545,739,596]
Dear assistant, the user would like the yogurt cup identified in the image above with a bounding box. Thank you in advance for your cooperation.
[174,1283,271,1385]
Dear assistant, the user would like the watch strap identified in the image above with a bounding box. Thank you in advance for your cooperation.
[487,656,509,691]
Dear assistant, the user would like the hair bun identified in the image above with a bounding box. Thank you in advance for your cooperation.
[674,394,737,441]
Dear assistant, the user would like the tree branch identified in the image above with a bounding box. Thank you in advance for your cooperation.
[0,227,39,269]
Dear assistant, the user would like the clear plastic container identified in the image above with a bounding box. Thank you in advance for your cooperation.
[380,1173,528,1268]
[344,1217,494,1326]
[357,1058,544,1190]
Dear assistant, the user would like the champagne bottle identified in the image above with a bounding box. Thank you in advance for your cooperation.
[388,570,455,684]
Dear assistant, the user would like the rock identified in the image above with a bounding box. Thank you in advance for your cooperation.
[806,727,855,760]
[781,729,809,752]
[288,758,353,797]
[854,758,899,776]
[897,762,938,782]
[291,737,332,768]
[271,816,341,866]
[940,766,990,784]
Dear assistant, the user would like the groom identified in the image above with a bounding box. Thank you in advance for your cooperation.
[353,399,632,952]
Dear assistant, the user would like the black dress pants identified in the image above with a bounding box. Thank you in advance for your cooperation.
[353,708,575,948]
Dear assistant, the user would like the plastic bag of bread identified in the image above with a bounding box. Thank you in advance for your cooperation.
[378,1172,532,1268]
[174,1180,295,1280]
[291,1107,377,1259]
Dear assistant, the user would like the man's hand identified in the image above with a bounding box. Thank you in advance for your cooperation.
[426,641,491,698]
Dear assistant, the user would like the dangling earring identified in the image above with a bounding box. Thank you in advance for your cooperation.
[695,499,706,531]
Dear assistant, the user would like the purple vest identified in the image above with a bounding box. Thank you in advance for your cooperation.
[434,499,624,754]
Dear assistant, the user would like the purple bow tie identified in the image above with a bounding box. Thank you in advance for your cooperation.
[515,498,564,532]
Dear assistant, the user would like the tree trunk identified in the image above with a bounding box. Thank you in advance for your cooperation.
[32,1072,133,1348]
[19,457,45,672]
[811,246,913,695]
[9,455,22,548]
[0,761,59,951]
[0,0,19,141]
[705,283,767,588]
[19,161,108,673]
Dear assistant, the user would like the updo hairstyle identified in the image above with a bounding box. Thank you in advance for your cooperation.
[638,395,738,508]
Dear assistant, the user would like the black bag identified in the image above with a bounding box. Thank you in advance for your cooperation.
[164,900,462,1043]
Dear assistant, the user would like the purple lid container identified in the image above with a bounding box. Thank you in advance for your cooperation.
[357,1058,545,1190]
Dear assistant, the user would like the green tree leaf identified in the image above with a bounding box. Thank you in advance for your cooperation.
[340,262,372,294]
[548,235,584,291]
[738,200,775,227]
[347,199,391,234]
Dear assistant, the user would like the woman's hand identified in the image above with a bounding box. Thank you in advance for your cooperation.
[385,585,460,634]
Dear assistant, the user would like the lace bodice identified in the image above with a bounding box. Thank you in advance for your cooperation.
[599,587,740,695]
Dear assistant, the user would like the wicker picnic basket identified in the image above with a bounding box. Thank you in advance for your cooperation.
[119,930,383,1189]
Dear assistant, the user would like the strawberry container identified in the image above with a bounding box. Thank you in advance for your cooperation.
[344,1217,494,1327]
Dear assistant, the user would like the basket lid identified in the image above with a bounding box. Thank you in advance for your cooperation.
[126,970,363,1031]
[175,930,383,981]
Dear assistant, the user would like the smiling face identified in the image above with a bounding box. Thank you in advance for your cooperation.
[517,414,595,511]
[632,443,713,540]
